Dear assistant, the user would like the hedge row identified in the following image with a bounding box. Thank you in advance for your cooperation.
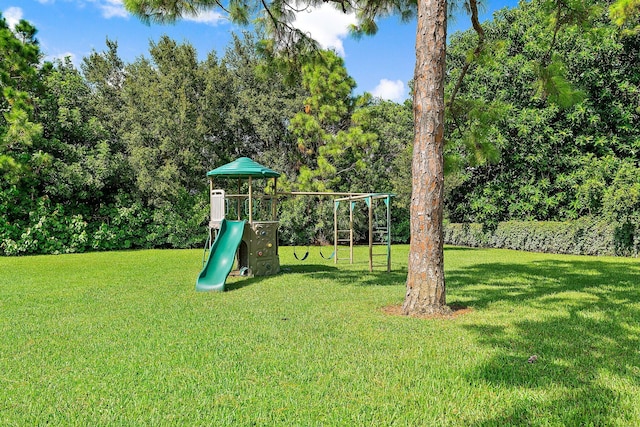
[443,218,640,257]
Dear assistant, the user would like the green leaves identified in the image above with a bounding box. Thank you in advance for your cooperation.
[610,0,640,35]
[445,0,640,227]
[1,13,44,183]
[288,50,377,191]
[229,0,251,25]
[533,56,585,108]
[122,0,192,24]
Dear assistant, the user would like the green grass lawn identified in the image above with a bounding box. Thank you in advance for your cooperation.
[1,245,639,425]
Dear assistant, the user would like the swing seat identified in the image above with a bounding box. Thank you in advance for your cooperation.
[319,247,335,260]
[294,247,309,261]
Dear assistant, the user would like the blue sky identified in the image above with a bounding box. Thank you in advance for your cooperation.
[3,0,519,102]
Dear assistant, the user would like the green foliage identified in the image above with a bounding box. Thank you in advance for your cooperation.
[444,217,640,256]
[0,193,155,255]
[352,99,414,242]
[445,0,640,227]
[91,195,153,251]
[221,33,306,177]
[285,62,413,243]
[445,98,508,173]
[288,50,378,192]
[0,13,418,254]
[122,36,209,206]
[610,0,640,35]
[1,198,88,255]
[0,14,44,183]
[0,18,309,254]
[533,56,585,107]
[278,195,335,245]
[602,158,640,225]
[6,1,640,254]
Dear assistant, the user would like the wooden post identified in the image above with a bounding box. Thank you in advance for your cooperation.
[237,180,241,220]
[209,177,214,249]
[334,200,338,265]
[386,195,392,273]
[272,178,278,221]
[349,200,354,264]
[368,197,373,272]
[248,177,253,224]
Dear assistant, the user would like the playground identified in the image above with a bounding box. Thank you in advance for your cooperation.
[196,157,394,291]
[2,245,639,425]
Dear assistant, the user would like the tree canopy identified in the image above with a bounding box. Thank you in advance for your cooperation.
[0,15,411,256]
[445,0,640,231]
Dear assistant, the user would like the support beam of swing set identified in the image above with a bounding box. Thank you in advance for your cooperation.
[333,193,393,273]
[213,186,393,273]
[277,191,370,197]
[278,191,393,272]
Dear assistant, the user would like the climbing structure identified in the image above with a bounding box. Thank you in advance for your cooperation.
[197,158,280,291]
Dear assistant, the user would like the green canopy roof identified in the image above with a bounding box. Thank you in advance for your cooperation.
[207,157,280,179]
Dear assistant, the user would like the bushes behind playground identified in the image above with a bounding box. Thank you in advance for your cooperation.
[443,217,640,257]
[0,192,410,256]
[0,193,208,256]
[8,195,640,257]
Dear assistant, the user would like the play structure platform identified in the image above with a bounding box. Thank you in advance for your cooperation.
[196,158,281,291]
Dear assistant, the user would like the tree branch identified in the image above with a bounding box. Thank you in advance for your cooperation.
[447,0,485,109]
[543,1,564,66]
[214,0,231,15]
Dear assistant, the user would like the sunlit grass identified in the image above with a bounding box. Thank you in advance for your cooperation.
[1,246,639,425]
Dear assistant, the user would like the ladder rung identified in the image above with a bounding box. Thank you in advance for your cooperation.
[337,239,351,243]
[337,229,351,233]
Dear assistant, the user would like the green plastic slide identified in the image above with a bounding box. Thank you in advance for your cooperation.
[196,219,246,292]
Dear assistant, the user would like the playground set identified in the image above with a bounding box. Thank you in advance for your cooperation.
[195,157,393,291]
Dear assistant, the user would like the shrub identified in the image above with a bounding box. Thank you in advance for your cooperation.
[1,199,90,255]
[91,197,154,251]
[1,194,159,256]
[444,217,640,256]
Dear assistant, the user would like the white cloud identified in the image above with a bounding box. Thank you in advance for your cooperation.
[292,4,357,57]
[3,6,23,30]
[49,51,78,64]
[36,0,55,4]
[183,10,226,25]
[83,0,225,22]
[94,0,129,19]
[372,79,406,102]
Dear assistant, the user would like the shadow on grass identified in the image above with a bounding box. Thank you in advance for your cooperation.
[444,245,480,251]
[225,275,265,292]
[449,259,640,308]
[282,263,407,287]
[224,265,340,291]
[225,263,406,291]
[281,264,339,274]
[447,258,640,425]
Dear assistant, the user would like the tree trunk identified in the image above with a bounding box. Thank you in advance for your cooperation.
[402,0,450,316]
